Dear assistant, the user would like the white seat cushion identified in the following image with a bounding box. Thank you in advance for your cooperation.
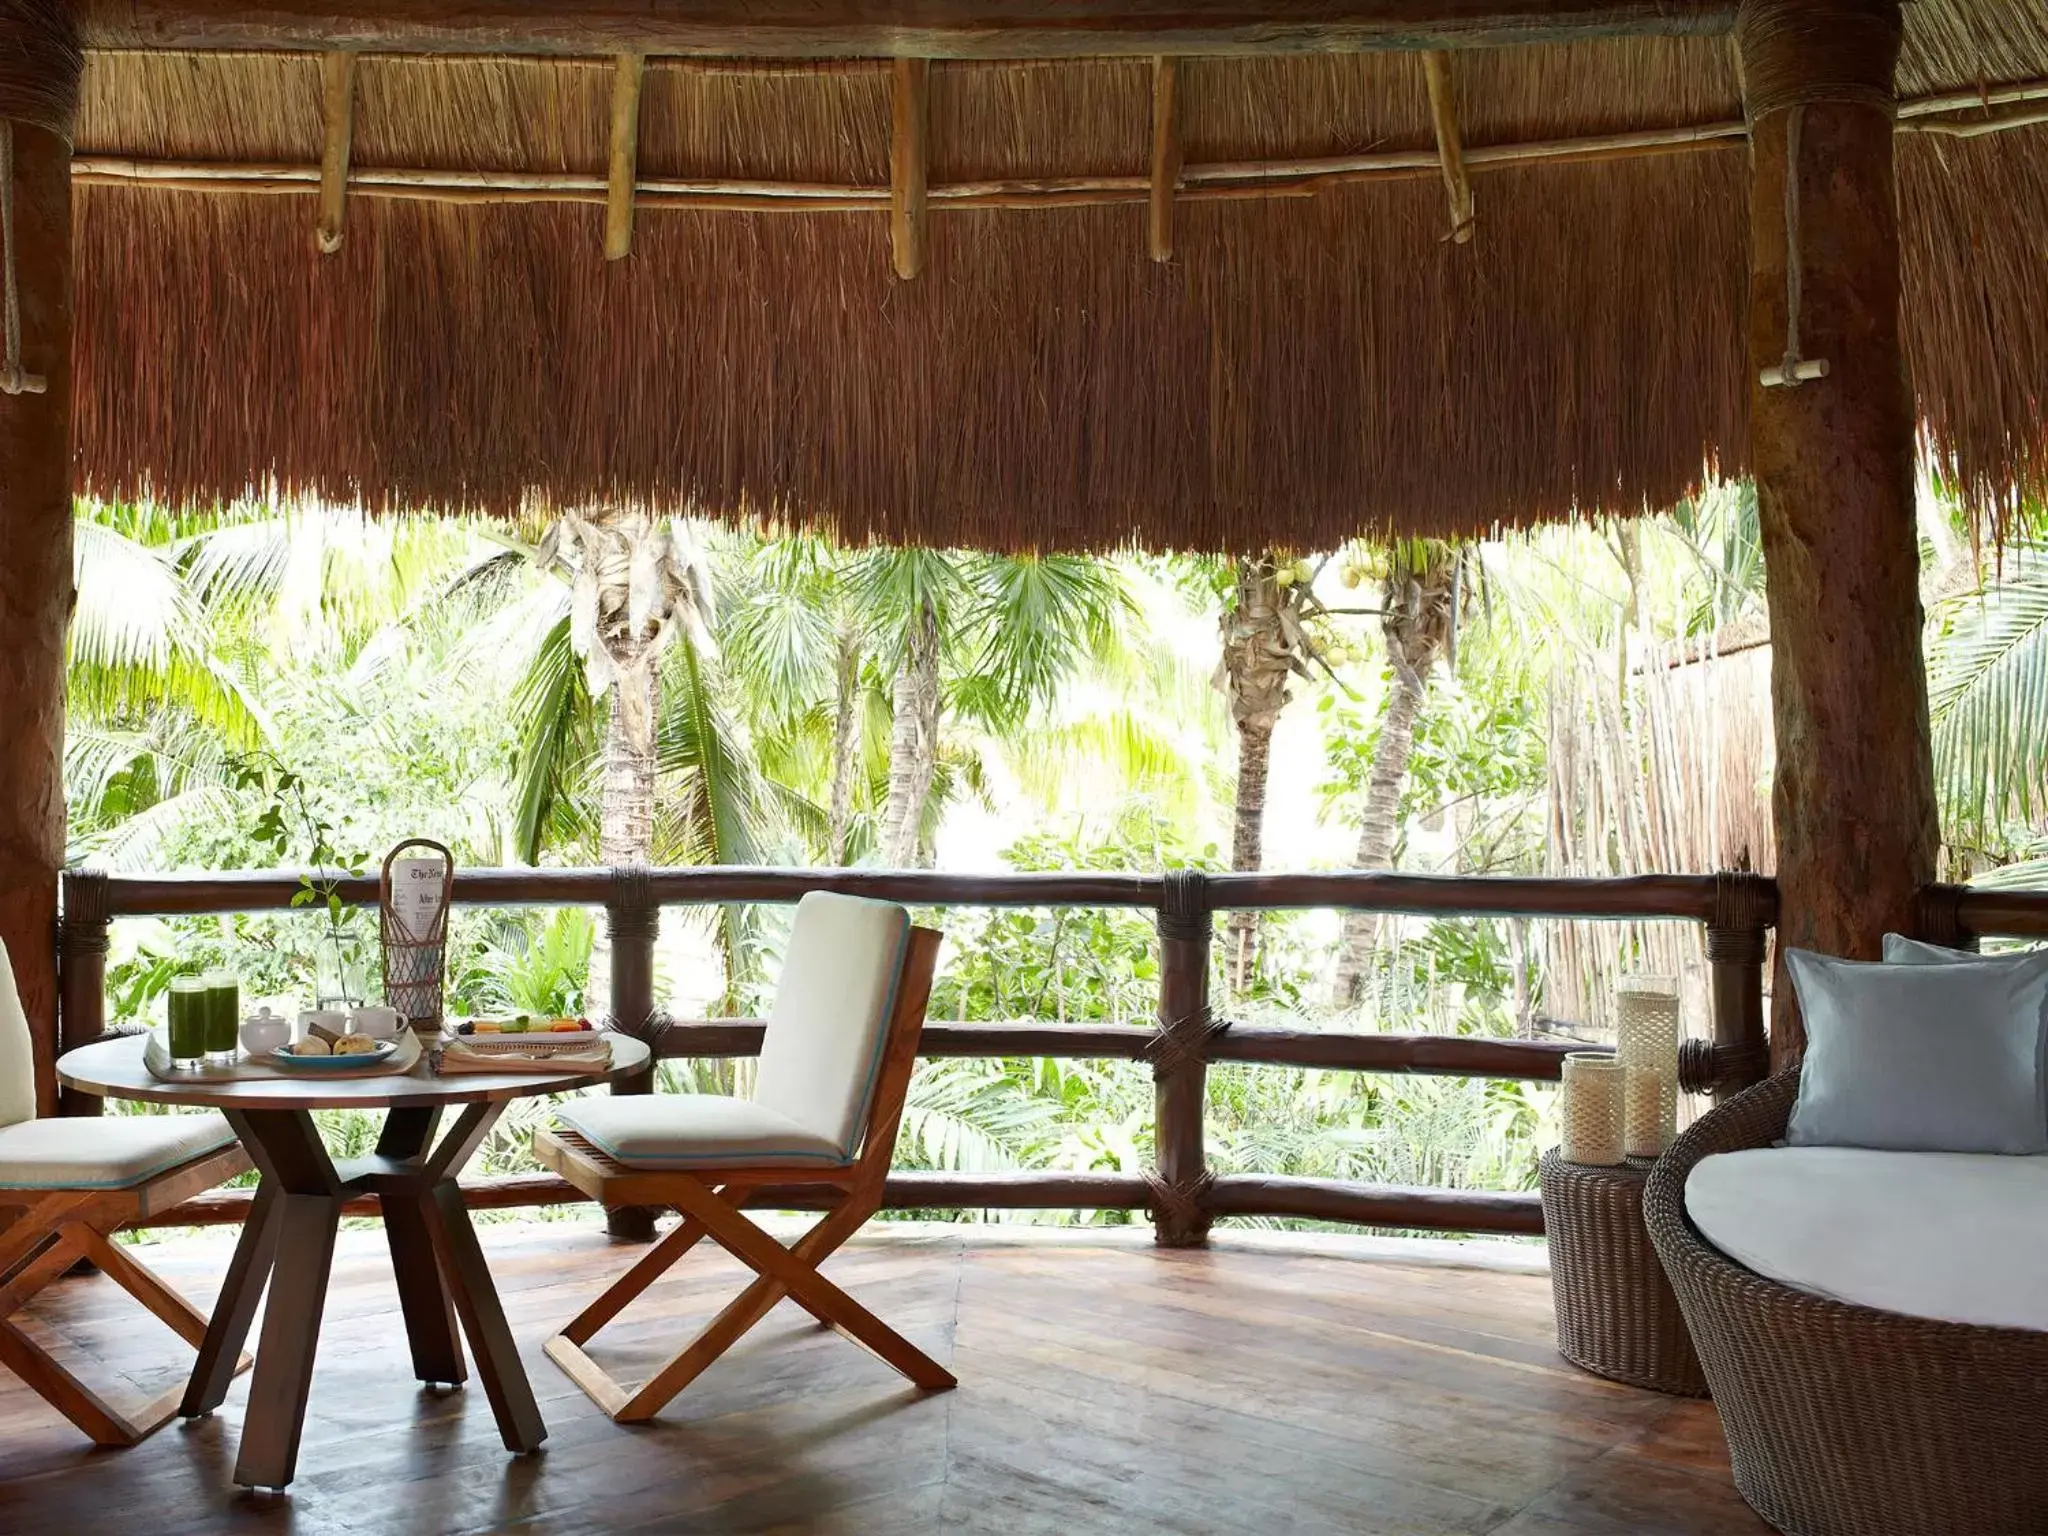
[0,1112,238,1190]
[753,892,911,1160]
[1687,1146,2048,1332]
[556,1094,853,1170]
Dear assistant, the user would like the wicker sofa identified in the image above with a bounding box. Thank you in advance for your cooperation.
[1643,1071,2048,1536]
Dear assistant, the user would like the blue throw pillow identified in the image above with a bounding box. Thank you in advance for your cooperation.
[1784,947,2048,1155]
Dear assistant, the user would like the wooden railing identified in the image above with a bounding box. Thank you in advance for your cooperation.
[57,864,1792,1242]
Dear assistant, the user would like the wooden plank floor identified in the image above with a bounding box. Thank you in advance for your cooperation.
[0,1220,1768,1535]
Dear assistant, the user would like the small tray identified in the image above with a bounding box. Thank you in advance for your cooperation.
[145,1028,423,1083]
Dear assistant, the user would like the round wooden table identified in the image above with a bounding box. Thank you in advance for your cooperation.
[58,1031,651,1491]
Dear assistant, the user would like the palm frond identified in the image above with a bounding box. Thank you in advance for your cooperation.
[1928,553,2048,838]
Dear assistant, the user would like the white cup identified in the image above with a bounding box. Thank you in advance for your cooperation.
[348,1005,402,1040]
[299,1007,345,1041]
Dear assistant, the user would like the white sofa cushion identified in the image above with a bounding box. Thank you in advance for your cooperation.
[0,1112,238,1190]
[1687,1145,2048,1332]
[556,1094,853,1169]
[753,892,911,1160]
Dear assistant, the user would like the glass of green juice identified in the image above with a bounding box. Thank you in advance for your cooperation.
[167,976,208,1069]
[200,970,241,1066]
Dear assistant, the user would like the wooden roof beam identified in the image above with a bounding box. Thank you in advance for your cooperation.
[77,0,1738,60]
[604,52,644,260]
[314,49,355,252]
[890,57,928,278]
[1421,51,1473,242]
[1149,57,1181,262]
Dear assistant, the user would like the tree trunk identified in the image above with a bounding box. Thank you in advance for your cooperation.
[1330,546,1458,1007]
[826,627,860,865]
[0,107,76,1115]
[1738,0,1935,1067]
[880,600,940,868]
[591,650,658,1016]
[1330,670,1426,1001]
[1225,717,1274,992]
[599,653,660,867]
[1215,557,1303,994]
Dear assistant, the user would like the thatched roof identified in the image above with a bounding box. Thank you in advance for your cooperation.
[67,1,2048,550]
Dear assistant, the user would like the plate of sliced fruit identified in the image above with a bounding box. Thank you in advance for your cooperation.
[453,1016,603,1050]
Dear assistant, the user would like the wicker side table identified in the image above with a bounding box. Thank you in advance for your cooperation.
[1539,1148,1708,1396]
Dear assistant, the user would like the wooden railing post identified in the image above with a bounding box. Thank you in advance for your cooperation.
[1147,869,1219,1247]
[1682,871,1774,1100]
[604,866,660,1242]
[57,870,111,1118]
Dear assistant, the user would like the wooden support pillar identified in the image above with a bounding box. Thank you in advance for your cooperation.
[1149,870,1217,1248]
[890,57,928,280]
[1738,0,1932,1067]
[0,11,80,1118]
[604,866,659,1241]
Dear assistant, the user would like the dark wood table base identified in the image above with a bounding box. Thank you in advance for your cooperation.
[182,1102,547,1489]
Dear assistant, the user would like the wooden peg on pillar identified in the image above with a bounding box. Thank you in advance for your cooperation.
[1737,0,1935,1066]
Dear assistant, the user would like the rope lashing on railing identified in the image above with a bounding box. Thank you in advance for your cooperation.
[1143,1169,1214,1240]
[1736,0,1902,391]
[1144,1012,1230,1080]
[0,0,81,399]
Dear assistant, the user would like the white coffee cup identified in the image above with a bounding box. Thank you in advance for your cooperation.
[348,1005,402,1040]
[298,1007,345,1040]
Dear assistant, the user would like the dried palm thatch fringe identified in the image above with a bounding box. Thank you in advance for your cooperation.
[62,15,2048,548]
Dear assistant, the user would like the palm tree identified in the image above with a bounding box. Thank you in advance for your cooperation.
[847,549,1130,869]
[1331,540,1461,1005]
[1213,555,1318,990]
[67,503,273,867]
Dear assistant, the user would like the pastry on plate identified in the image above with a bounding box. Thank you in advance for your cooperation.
[332,1033,381,1056]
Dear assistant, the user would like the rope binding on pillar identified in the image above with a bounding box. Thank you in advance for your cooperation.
[1758,106,1827,391]
[1736,0,1903,392]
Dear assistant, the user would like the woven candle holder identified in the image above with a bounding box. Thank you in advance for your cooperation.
[1561,1053,1626,1165]
[1615,977,1680,1155]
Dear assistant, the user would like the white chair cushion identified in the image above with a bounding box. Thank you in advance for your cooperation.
[0,936,38,1129]
[1687,1145,2048,1332]
[557,1094,853,1170]
[753,892,911,1160]
[0,1112,238,1190]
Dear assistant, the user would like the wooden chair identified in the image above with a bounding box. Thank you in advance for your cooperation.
[536,891,952,1422]
[0,942,252,1445]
